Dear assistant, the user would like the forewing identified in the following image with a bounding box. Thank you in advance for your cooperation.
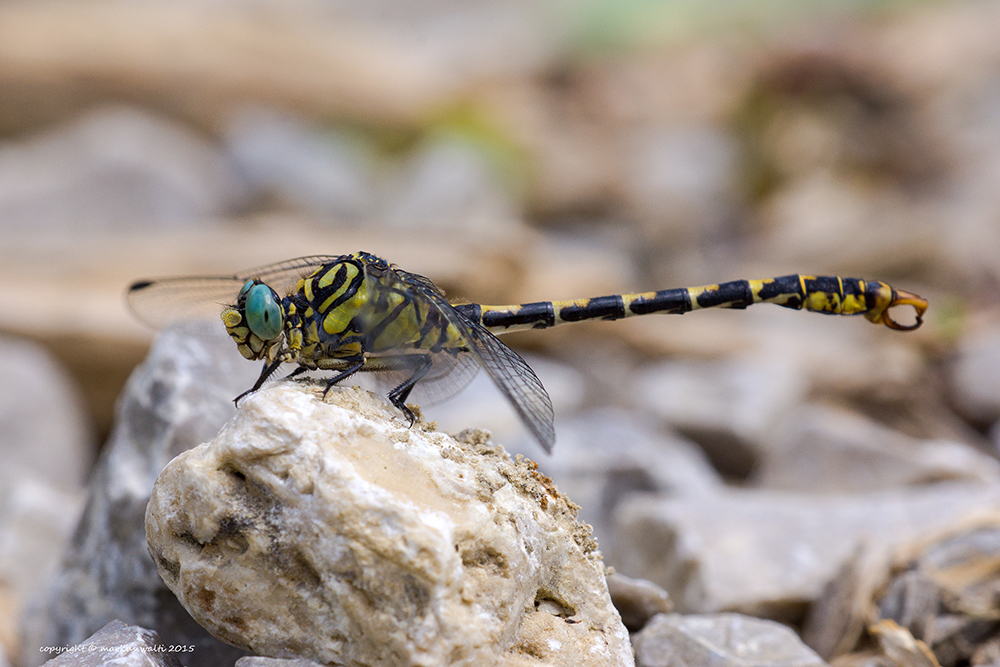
[394,267,555,452]
[236,255,343,295]
[127,255,341,329]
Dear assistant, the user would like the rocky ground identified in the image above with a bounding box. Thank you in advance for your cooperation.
[3,0,1000,666]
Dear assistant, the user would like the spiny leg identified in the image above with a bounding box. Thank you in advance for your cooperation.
[386,354,433,426]
[322,358,366,398]
[235,357,284,405]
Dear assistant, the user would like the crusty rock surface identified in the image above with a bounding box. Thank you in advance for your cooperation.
[145,381,633,667]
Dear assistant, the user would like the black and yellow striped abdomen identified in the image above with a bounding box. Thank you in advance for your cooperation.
[460,274,926,334]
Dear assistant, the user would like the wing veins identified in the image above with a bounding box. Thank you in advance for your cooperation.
[392,267,555,452]
[127,255,341,328]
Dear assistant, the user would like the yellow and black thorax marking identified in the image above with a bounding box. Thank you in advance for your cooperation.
[291,253,469,360]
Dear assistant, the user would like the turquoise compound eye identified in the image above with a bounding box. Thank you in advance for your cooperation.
[244,283,283,340]
[238,279,254,300]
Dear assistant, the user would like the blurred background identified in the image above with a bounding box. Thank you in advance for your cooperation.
[3,0,1000,663]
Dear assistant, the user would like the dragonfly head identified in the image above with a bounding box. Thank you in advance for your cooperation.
[222,279,285,360]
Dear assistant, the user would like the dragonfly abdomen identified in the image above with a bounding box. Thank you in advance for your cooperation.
[468,274,927,333]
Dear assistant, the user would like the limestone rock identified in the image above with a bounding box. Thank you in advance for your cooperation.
[0,334,92,489]
[0,336,91,653]
[622,124,739,247]
[875,517,1000,666]
[146,381,633,667]
[384,134,523,239]
[949,327,1000,426]
[606,573,673,633]
[235,658,325,667]
[39,620,182,667]
[791,513,1000,664]
[523,408,721,550]
[632,613,827,667]
[632,355,807,479]
[868,620,939,667]
[613,484,1000,622]
[0,475,82,656]
[0,106,245,232]
[804,515,1000,666]
[752,405,1000,493]
[224,106,378,222]
[21,322,256,667]
[800,547,888,660]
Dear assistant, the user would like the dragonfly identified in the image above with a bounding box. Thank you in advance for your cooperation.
[128,251,928,453]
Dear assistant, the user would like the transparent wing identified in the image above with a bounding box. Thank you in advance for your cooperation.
[460,323,556,452]
[127,255,342,329]
[393,267,556,452]
[370,351,481,406]
[127,275,248,328]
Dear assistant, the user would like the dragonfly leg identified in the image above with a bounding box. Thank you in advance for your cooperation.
[234,358,284,405]
[322,358,366,398]
[386,354,433,427]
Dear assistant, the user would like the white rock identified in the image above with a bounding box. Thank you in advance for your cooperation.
[384,134,524,239]
[527,408,721,548]
[0,106,245,231]
[224,106,378,221]
[950,327,1000,424]
[633,613,827,667]
[0,475,82,614]
[623,124,739,245]
[613,483,1000,618]
[605,573,673,633]
[235,658,325,667]
[0,336,90,660]
[146,382,633,667]
[0,335,92,489]
[38,620,183,667]
[633,354,807,479]
[753,404,1000,492]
